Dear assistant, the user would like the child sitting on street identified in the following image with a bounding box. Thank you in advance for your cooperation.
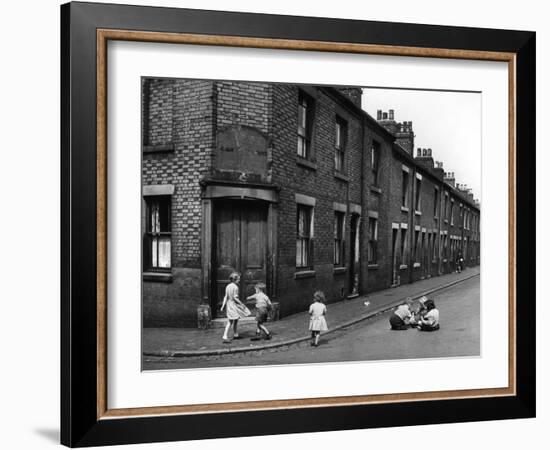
[418,299,440,331]
[409,296,428,327]
[246,282,272,341]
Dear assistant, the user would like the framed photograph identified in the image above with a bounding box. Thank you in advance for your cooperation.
[61,1,535,447]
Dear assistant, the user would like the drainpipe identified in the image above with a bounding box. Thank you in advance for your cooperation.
[409,166,415,283]
[359,116,367,295]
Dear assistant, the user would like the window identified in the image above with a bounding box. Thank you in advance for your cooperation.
[145,196,172,271]
[433,188,439,218]
[297,91,314,159]
[444,193,449,221]
[450,200,454,225]
[334,117,346,172]
[415,177,422,211]
[402,170,409,207]
[459,205,463,227]
[433,233,438,260]
[333,212,345,266]
[400,228,408,265]
[371,141,380,185]
[296,204,313,269]
[367,217,378,264]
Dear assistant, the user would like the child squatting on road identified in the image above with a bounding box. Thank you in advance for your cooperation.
[221,272,251,343]
[246,282,273,341]
[309,290,328,347]
[389,298,414,330]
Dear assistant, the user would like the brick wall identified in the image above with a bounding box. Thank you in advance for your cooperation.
[270,86,364,316]
[142,79,214,327]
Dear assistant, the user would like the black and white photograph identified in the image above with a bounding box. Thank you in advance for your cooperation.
[141,78,481,370]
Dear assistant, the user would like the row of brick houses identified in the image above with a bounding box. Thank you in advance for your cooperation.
[141,78,480,327]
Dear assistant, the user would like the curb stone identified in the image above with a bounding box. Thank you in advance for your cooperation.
[143,273,479,358]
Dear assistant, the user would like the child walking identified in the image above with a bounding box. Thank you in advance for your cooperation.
[309,291,328,347]
[220,272,251,343]
[246,282,272,341]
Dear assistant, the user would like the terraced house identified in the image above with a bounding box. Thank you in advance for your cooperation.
[141,79,480,327]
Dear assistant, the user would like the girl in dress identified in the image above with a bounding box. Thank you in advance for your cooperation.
[221,272,251,343]
[308,290,328,347]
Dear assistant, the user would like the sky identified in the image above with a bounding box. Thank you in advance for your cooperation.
[361,88,481,202]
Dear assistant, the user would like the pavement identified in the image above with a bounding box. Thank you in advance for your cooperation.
[143,267,480,357]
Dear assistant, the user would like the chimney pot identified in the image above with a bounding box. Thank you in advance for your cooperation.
[417,148,421,157]
[377,110,382,120]
[382,112,388,120]
[389,109,394,120]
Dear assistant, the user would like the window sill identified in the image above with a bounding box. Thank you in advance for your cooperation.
[294,269,316,279]
[143,271,173,283]
[334,171,349,182]
[415,210,422,216]
[413,262,421,268]
[370,185,382,195]
[333,266,347,274]
[143,144,175,154]
[368,263,379,269]
[295,156,317,171]
[401,206,409,213]
[399,264,408,270]
[444,219,449,224]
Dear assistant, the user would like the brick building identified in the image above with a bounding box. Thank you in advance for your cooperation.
[141,79,480,327]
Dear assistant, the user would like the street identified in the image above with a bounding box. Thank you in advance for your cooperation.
[143,275,479,370]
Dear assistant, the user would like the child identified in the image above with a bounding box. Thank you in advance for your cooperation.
[246,282,272,341]
[309,291,328,347]
[410,295,428,326]
[220,272,251,343]
[389,298,413,330]
[418,299,440,331]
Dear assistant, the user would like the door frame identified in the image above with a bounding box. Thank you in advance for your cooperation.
[201,183,279,315]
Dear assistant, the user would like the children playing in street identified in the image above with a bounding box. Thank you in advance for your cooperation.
[309,290,328,347]
[220,272,251,343]
[246,282,273,341]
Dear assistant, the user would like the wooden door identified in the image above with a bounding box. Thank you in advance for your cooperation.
[213,200,267,317]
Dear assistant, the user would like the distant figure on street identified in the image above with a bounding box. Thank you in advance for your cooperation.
[418,299,440,332]
[309,290,328,347]
[455,252,464,273]
[389,298,413,330]
[221,272,251,343]
[246,282,273,341]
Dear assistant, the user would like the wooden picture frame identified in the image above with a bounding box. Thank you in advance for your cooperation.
[61,1,535,447]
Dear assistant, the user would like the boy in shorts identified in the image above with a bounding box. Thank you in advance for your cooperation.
[246,282,272,340]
